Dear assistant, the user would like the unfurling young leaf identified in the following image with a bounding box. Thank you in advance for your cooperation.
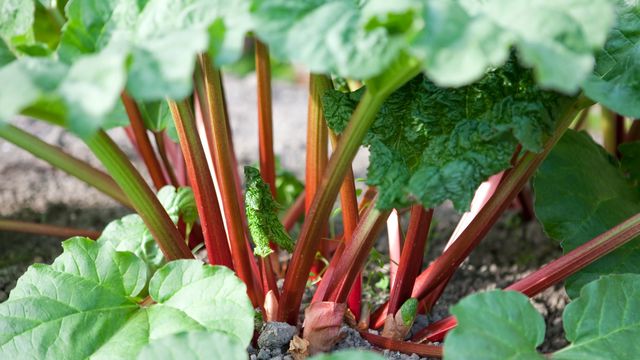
[534,130,640,298]
[244,166,295,257]
[0,238,255,358]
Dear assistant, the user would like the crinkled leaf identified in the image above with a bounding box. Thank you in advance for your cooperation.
[412,0,614,93]
[0,238,254,358]
[310,350,384,360]
[244,166,295,257]
[137,331,246,360]
[582,0,640,118]
[444,290,545,360]
[620,141,640,186]
[251,0,415,80]
[324,61,571,211]
[554,274,640,360]
[534,130,640,298]
[99,185,198,272]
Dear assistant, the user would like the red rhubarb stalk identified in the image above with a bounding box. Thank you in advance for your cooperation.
[255,39,277,195]
[386,206,433,316]
[195,54,264,306]
[359,331,443,358]
[306,74,332,278]
[153,131,180,187]
[168,99,234,268]
[0,219,101,239]
[121,92,168,189]
[330,130,362,316]
[325,197,390,303]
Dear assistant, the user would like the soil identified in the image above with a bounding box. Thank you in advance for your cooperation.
[0,74,567,358]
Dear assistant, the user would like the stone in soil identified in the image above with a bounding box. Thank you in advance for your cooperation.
[258,322,298,351]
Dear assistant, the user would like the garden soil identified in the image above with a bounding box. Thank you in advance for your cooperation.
[0,74,566,359]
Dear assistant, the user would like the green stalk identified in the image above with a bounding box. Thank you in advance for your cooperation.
[278,59,421,324]
[85,130,192,260]
[0,123,131,208]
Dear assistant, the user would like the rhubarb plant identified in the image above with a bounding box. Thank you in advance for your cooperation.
[0,0,639,359]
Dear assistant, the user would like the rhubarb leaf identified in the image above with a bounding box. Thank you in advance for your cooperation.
[412,0,614,93]
[554,274,640,359]
[244,166,295,257]
[324,62,571,211]
[534,130,640,298]
[99,185,198,272]
[445,275,640,359]
[137,331,246,360]
[0,38,14,66]
[582,0,640,118]
[250,0,416,80]
[0,57,67,125]
[57,0,141,62]
[0,0,35,42]
[0,238,254,358]
[444,290,545,360]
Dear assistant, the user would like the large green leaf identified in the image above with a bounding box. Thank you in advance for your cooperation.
[0,238,254,358]
[554,274,640,359]
[412,0,614,93]
[534,130,640,297]
[58,0,141,62]
[99,185,198,272]
[324,61,571,211]
[251,0,417,80]
[444,275,640,359]
[0,45,127,136]
[582,0,640,118]
[445,290,545,360]
[58,0,252,102]
[0,57,68,124]
[137,331,246,360]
